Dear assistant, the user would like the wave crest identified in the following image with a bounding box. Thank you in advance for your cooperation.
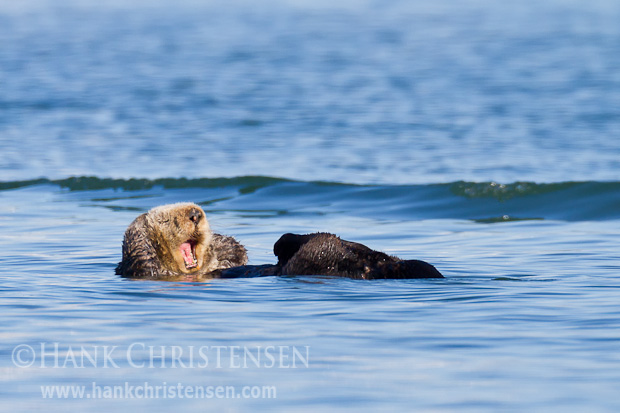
[2,176,619,222]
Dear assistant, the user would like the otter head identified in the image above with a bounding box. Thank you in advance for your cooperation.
[116,202,216,278]
[144,203,213,274]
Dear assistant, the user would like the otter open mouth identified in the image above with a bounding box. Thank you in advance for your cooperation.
[180,241,198,269]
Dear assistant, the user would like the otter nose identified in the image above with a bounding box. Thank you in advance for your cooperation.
[189,208,202,223]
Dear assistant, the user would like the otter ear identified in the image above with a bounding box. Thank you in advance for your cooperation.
[116,214,163,278]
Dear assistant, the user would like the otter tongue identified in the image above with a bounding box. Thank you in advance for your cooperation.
[180,242,195,267]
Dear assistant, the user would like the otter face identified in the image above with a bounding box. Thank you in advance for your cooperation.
[145,203,213,274]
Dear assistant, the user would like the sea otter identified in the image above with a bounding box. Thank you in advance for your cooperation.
[115,203,247,279]
[116,203,443,280]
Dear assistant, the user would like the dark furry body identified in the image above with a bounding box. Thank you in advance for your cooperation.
[218,233,443,280]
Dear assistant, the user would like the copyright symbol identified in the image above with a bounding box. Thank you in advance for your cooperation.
[12,344,35,368]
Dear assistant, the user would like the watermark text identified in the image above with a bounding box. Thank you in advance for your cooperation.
[40,381,277,399]
[12,343,310,369]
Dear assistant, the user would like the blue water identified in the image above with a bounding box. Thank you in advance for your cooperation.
[2,0,620,411]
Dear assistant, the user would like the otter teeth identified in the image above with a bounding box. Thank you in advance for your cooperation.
[180,241,197,269]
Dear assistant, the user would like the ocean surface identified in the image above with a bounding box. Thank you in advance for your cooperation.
[1,0,620,411]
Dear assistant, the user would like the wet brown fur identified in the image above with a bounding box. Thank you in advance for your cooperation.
[220,233,443,279]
